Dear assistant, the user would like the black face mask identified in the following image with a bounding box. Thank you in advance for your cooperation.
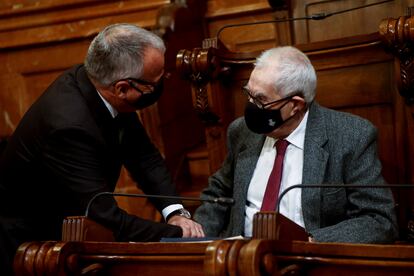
[244,98,292,134]
[128,78,164,110]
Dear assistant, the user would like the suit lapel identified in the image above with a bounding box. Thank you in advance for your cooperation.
[302,102,329,230]
[74,65,118,145]
[74,65,122,187]
[233,132,265,234]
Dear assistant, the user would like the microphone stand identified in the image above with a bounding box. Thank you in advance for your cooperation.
[63,192,234,242]
[85,191,234,217]
[253,183,413,241]
[216,0,393,39]
[276,184,413,212]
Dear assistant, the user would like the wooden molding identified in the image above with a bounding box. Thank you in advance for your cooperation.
[14,241,208,276]
[379,15,414,105]
[176,47,221,125]
[205,240,248,276]
[0,0,168,49]
[205,2,272,19]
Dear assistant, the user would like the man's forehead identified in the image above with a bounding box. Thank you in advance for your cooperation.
[249,68,274,88]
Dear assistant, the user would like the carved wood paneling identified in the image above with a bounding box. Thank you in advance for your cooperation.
[15,239,414,276]
[236,239,414,276]
[205,0,290,52]
[379,15,414,104]
[14,241,208,276]
[0,1,168,137]
[290,0,414,44]
[201,1,414,53]
[379,14,414,226]
[0,0,169,48]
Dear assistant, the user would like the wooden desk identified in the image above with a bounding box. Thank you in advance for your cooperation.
[16,239,414,276]
[14,241,208,276]
[206,239,414,276]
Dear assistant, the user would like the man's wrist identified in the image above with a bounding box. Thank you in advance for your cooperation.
[166,208,191,221]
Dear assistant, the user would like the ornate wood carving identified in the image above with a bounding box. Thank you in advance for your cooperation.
[239,239,414,276]
[14,241,209,276]
[379,15,414,104]
[379,15,414,236]
[176,47,222,125]
[176,41,232,173]
[204,240,248,276]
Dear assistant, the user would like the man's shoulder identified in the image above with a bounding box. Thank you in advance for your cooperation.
[228,117,253,137]
[229,117,246,129]
[312,102,375,130]
[309,103,377,145]
[226,117,262,149]
[30,65,94,128]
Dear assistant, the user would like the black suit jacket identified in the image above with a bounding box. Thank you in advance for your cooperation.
[0,65,182,247]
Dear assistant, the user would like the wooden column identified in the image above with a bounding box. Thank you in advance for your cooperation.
[379,15,414,240]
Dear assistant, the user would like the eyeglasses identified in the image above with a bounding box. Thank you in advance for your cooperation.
[113,74,167,95]
[242,87,295,109]
[126,77,163,95]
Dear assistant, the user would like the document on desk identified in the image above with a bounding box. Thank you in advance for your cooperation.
[159,235,246,243]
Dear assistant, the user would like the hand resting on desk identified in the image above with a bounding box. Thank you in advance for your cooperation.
[168,216,205,238]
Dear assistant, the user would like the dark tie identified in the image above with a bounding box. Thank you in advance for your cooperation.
[260,139,289,211]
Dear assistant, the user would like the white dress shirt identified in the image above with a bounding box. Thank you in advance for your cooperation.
[96,90,183,220]
[244,111,309,237]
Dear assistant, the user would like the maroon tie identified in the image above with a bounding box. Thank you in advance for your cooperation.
[260,139,289,211]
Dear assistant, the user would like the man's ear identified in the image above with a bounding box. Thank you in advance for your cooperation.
[290,96,306,115]
[113,80,130,98]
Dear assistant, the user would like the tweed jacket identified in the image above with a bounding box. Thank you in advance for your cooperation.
[194,102,398,243]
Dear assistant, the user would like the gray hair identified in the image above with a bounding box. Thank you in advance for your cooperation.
[84,23,165,86]
[255,46,317,103]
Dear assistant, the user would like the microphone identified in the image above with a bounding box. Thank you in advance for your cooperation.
[276,183,413,212]
[216,0,393,39]
[84,191,235,217]
[251,183,413,240]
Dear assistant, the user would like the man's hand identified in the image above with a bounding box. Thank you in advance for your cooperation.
[168,216,205,238]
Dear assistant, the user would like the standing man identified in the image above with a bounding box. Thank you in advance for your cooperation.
[0,23,203,275]
[194,46,398,243]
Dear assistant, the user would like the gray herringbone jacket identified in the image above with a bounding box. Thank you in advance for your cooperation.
[194,102,398,243]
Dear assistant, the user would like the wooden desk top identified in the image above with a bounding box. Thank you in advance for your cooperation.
[14,240,210,276]
[15,239,414,276]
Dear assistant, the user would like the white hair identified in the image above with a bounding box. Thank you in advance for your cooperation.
[255,46,317,103]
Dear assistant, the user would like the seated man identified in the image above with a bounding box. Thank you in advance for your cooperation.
[194,46,398,243]
[0,23,203,276]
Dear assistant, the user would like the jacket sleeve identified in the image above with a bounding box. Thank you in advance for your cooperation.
[43,126,182,242]
[193,120,242,237]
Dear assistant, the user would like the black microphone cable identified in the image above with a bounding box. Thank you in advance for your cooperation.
[84,191,235,217]
[276,183,413,212]
[216,0,394,40]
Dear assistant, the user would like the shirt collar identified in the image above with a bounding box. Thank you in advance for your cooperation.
[265,110,309,150]
[96,89,118,118]
[285,110,309,150]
